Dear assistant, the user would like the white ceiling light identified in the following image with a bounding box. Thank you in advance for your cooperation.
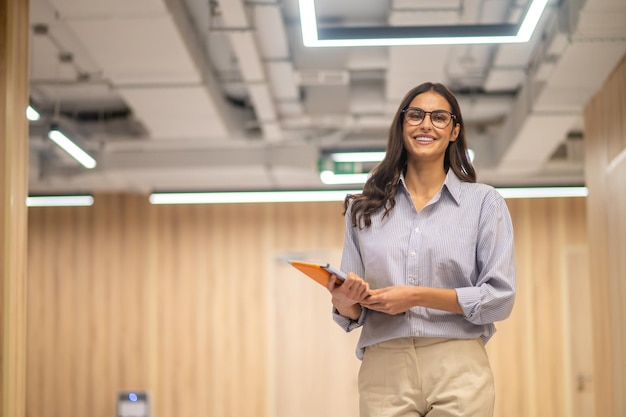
[497,187,588,199]
[320,171,370,185]
[149,190,362,204]
[148,186,588,204]
[48,129,97,169]
[299,0,549,47]
[26,106,41,121]
[467,149,475,163]
[330,152,386,163]
[27,195,94,207]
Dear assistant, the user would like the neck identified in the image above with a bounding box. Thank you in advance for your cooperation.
[404,161,447,198]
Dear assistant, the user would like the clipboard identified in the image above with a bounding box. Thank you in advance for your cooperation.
[288,260,347,287]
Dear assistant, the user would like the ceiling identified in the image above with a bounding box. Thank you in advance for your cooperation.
[27,0,626,195]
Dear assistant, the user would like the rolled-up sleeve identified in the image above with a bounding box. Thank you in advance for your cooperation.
[456,193,516,325]
[332,306,367,331]
[333,204,368,332]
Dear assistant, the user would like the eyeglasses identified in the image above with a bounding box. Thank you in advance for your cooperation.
[402,107,456,129]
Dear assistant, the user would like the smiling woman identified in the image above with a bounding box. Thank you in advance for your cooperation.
[325,82,516,417]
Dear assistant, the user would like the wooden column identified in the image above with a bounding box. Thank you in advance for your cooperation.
[0,0,29,416]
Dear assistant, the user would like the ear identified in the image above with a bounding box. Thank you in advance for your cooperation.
[450,123,460,142]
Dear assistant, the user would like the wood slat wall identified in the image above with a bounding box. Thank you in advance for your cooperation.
[27,195,589,417]
[584,53,626,417]
[0,0,30,415]
[489,197,589,417]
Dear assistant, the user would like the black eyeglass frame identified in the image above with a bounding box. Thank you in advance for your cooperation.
[402,107,457,128]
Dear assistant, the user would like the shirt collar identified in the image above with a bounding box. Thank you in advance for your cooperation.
[399,169,463,206]
[442,170,462,205]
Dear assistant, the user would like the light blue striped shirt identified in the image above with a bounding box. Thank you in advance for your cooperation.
[334,170,516,360]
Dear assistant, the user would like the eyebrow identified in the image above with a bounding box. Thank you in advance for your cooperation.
[405,107,453,112]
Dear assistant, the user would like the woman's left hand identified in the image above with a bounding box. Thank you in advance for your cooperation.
[360,286,416,315]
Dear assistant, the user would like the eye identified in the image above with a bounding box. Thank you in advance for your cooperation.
[432,111,449,123]
[407,109,424,120]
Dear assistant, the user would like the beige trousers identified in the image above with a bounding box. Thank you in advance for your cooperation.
[358,337,494,417]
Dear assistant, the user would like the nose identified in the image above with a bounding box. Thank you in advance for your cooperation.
[419,113,435,128]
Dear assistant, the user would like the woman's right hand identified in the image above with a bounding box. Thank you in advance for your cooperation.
[327,272,371,318]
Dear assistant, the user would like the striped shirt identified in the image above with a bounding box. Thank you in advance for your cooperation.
[334,170,516,360]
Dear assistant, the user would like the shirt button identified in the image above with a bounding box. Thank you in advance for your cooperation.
[415,226,420,232]
[410,251,416,256]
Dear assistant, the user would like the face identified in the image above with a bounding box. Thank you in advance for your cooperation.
[402,90,460,166]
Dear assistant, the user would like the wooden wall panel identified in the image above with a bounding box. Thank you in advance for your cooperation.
[487,197,588,417]
[606,159,626,413]
[27,195,588,417]
[0,0,30,415]
[563,247,594,416]
[584,53,626,417]
[267,200,359,417]
[27,196,152,417]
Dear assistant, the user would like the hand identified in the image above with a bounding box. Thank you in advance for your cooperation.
[327,272,370,312]
[360,286,415,315]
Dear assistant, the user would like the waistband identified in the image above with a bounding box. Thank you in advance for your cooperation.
[368,337,475,349]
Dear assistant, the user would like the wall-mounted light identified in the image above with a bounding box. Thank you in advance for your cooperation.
[48,127,97,169]
[299,0,549,47]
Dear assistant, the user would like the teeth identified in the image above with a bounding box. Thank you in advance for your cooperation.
[415,137,434,142]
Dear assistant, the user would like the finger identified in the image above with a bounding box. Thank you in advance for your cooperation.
[358,286,370,301]
[326,274,337,292]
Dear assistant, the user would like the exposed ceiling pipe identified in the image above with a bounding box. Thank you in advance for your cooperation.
[491,0,626,176]
[162,0,243,136]
[216,0,283,141]
[252,4,302,120]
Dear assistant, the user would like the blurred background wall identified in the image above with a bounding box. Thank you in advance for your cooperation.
[27,195,589,417]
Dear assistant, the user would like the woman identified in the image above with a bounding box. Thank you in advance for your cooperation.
[327,82,516,417]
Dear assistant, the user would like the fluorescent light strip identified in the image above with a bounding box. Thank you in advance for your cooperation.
[48,129,97,169]
[27,195,94,207]
[149,186,588,205]
[320,171,370,185]
[26,106,41,121]
[330,150,475,163]
[149,190,362,205]
[330,152,386,163]
[299,0,548,47]
[497,187,588,199]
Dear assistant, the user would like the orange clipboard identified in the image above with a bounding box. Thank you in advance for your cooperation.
[288,260,347,287]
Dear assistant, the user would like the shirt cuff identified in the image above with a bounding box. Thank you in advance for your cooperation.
[455,287,481,319]
[332,306,367,332]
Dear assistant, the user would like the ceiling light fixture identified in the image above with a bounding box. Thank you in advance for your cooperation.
[299,0,549,47]
[27,195,95,207]
[149,190,362,205]
[497,187,588,199]
[330,152,386,163]
[26,106,41,121]
[48,128,97,169]
[148,186,587,205]
[320,171,370,185]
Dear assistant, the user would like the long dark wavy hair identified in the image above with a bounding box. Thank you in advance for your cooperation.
[344,82,476,228]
